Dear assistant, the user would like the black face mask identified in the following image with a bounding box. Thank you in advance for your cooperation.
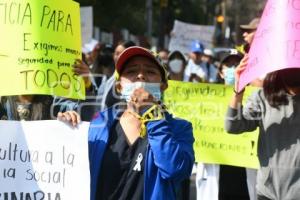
[279,68,300,88]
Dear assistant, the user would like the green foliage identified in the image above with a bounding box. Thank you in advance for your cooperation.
[75,0,147,34]
[74,0,217,36]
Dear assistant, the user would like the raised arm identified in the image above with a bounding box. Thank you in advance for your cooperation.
[225,54,260,133]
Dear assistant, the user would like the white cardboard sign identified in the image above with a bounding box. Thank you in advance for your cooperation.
[0,120,90,199]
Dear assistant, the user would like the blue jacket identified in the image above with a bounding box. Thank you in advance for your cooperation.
[88,107,195,200]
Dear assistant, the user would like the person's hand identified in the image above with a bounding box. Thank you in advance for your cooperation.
[57,111,81,127]
[234,54,249,92]
[73,59,92,88]
[128,88,157,114]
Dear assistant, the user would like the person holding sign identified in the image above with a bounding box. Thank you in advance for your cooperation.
[87,46,195,200]
[239,17,264,88]
[239,18,260,54]
[225,55,300,199]
[0,95,53,120]
[218,50,253,200]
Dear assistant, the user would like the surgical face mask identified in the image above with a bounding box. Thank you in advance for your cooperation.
[224,67,235,85]
[162,59,168,65]
[169,59,183,73]
[120,82,162,102]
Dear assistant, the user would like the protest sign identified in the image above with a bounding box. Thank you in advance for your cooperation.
[238,0,300,91]
[168,20,215,54]
[0,0,84,99]
[80,6,93,46]
[0,120,90,199]
[164,81,259,168]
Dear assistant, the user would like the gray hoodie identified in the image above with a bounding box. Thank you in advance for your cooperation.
[225,89,300,200]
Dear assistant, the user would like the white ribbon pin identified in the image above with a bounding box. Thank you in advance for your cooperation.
[133,153,143,172]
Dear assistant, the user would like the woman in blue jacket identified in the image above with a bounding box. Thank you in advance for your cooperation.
[88,46,194,200]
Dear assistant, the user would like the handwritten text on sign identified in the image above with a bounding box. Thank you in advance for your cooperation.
[0,120,90,199]
[0,0,84,99]
[239,0,300,91]
[164,81,259,168]
[168,20,215,54]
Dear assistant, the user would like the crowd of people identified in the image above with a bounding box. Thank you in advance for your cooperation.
[1,9,300,200]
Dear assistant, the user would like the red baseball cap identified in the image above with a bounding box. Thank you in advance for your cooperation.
[115,46,168,82]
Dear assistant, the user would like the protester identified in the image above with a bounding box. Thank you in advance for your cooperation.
[218,50,251,200]
[158,49,169,65]
[91,44,115,86]
[239,17,264,88]
[85,46,195,200]
[240,18,260,54]
[82,39,101,67]
[225,53,300,199]
[184,40,206,82]
[96,40,137,112]
[167,50,186,81]
[218,49,243,85]
[184,41,216,83]
[238,17,263,200]
[202,49,218,83]
[113,40,136,64]
[218,50,257,200]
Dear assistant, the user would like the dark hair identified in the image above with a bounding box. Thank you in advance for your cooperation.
[116,40,136,49]
[92,45,114,74]
[168,51,187,66]
[123,41,136,48]
[263,68,300,109]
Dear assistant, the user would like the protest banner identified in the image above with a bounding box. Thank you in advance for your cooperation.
[238,0,300,91]
[164,81,259,168]
[0,0,84,99]
[0,120,90,199]
[168,20,215,54]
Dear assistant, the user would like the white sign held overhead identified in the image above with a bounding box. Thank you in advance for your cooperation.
[80,6,93,45]
[0,120,90,199]
[100,32,114,45]
[169,20,215,54]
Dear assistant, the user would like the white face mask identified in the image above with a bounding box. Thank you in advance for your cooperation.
[120,82,162,102]
[169,59,183,73]
[223,66,235,85]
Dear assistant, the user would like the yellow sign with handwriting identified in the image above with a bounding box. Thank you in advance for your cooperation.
[0,0,84,99]
[164,81,259,168]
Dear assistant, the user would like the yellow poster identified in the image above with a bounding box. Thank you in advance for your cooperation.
[0,0,85,99]
[164,81,259,168]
